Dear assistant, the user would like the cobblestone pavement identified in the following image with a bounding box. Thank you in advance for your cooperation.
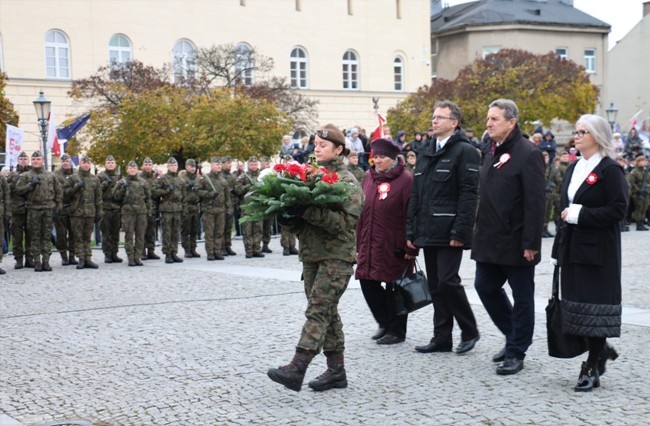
[1,228,650,425]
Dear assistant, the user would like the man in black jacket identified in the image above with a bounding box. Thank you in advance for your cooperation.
[471,99,546,375]
[406,100,481,356]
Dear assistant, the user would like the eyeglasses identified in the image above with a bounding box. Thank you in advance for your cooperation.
[432,115,454,121]
[572,130,591,137]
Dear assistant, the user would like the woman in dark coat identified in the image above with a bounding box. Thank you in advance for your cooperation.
[552,114,628,392]
[356,138,416,344]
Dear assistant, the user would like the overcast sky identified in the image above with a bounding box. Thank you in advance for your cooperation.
[441,0,647,49]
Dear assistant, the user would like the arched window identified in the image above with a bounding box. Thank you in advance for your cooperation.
[290,47,308,89]
[172,39,196,82]
[45,29,70,79]
[235,43,254,86]
[109,34,132,64]
[342,50,359,90]
[394,56,404,91]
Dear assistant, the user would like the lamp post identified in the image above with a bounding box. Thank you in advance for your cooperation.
[33,90,52,170]
[605,102,618,132]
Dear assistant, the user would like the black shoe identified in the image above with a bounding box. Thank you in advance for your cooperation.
[0,267,5,275]
[171,253,183,263]
[283,248,290,256]
[111,254,123,263]
[24,258,35,268]
[76,259,86,270]
[371,327,387,340]
[135,260,144,266]
[84,259,99,269]
[165,254,173,264]
[456,336,480,355]
[184,251,193,258]
[226,247,236,256]
[597,344,619,376]
[252,252,265,258]
[575,362,600,392]
[415,340,452,353]
[638,222,649,231]
[68,255,78,265]
[14,259,23,270]
[147,250,160,260]
[289,247,299,255]
[376,334,405,345]
[214,254,225,260]
[42,262,52,272]
[496,358,524,375]
[245,253,253,259]
[104,255,113,264]
[492,346,506,363]
[207,254,216,261]
[128,260,137,266]
[262,244,272,253]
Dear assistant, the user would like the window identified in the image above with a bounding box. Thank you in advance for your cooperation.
[109,34,132,65]
[235,43,254,86]
[45,29,70,79]
[394,57,404,91]
[290,47,308,89]
[555,47,568,60]
[584,49,596,73]
[172,39,196,82]
[342,50,359,90]
[482,46,500,58]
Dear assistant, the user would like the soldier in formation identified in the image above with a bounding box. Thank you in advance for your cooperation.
[65,155,102,269]
[152,157,185,263]
[197,157,230,260]
[259,156,274,254]
[15,151,62,272]
[113,160,151,266]
[628,154,650,231]
[0,170,8,274]
[97,155,123,263]
[138,157,160,260]
[219,156,237,256]
[179,158,202,258]
[53,154,77,266]
[7,152,32,269]
[234,156,264,258]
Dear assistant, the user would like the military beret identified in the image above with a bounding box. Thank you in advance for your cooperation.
[259,156,270,162]
[32,150,43,158]
[210,156,222,164]
[167,157,178,165]
[186,159,197,167]
[221,156,232,163]
[559,150,570,156]
[127,160,138,167]
[80,154,91,163]
[143,157,153,164]
[18,151,28,158]
[636,154,647,161]
[316,124,346,147]
[61,154,71,161]
[248,156,258,163]
[106,155,115,162]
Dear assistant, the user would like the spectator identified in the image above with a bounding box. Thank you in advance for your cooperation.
[465,128,480,149]
[530,133,543,147]
[409,132,427,155]
[539,130,557,163]
[394,130,407,151]
[612,133,625,154]
[405,151,416,173]
[279,135,294,158]
[346,151,366,185]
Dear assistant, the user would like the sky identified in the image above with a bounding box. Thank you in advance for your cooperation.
[441,0,647,50]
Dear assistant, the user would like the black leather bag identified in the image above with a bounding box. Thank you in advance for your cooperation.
[546,266,588,358]
[393,260,432,315]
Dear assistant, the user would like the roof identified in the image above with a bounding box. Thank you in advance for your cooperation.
[431,0,610,34]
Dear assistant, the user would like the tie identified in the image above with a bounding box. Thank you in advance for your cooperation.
[437,142,442,152]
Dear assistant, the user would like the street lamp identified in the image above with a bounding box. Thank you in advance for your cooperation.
[605,102,618,131]
[33,90,51,170]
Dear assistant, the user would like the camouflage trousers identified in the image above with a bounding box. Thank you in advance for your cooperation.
[181,211,201,252]
[203,211,225,257]
[544,194,554,223]
[55,213,74,255]
[71,216,94,260]
[27,209,54,261]
[11,212,30,260]
[280,226,296,249]
[122,213,147,261]
[222,211,234,249]
[241,220,263,254]
[262,216,274,245]
[297,260,353,354]
[161,211,181,254]
[144,215,156,252]
[0,207,4,261]
[632,194,649,222]
[100,208,121,256]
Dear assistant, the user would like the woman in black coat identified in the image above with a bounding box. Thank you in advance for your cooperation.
[552,114,629,392]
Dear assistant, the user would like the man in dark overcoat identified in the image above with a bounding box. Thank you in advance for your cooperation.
[471,99,546,375]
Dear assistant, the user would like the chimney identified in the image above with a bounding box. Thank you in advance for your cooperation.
[644,1,650,17]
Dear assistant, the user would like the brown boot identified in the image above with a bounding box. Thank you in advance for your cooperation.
[267,349,314,392]
[60,251,69,266]
[308,351,348,391]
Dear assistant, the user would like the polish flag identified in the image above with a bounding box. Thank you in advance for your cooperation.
[371,113,386,142]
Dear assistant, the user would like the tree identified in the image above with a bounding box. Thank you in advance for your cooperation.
[0,72,20,152]
[388,49,599,137]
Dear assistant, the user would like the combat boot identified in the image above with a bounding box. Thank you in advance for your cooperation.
[165,253,173,264]
[141,251,148,261]
[214,253,225,260]
[283,247,290,256]
[267,349,314,392]
[207,254,216,261]
[147,249,160,260]
[14,257,23,270]
[24,257,35,268]
[104,254,113,264]
[171,252,183,263]
[225,247,236,256]
[262,244,272,253]
[128,256,137,267]
[135,259,144,266]
[68,253,78,265]
[252,252,265,258]
[84,258,99,269]
[34,259,43,272]
[76,257,86,270]
[245,252,253,258]
[111,254,123,263]
[308,351,348,391]
[184,250,193,258]
[0,267,5,275]
[637,221,649,231]
[60,251,69,266]
[289,247,299,255]
[191,248,201,258]
[42,257,52,272]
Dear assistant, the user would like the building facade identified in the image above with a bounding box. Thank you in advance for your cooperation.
[0,0,432,153]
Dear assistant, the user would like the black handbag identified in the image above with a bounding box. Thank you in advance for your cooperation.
[546,266,588,358]
[393,260,432,315]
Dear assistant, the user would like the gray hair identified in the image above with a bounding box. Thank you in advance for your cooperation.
[434,100,462,123]
[489,99,519,122]
[576,114,614,158]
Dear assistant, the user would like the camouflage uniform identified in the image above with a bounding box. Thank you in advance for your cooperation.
[97,164,123,262]
[198,166,231,260]
[15,155,62,271]
[0,174,9,273]
[234,166,263,257]
[550,159,569,226]
[53,158,77,265]
[113,170,151,265]
[138,162,160,260]
[151,162,186,262]
[7,160,31,269]
[220,158,238,255]
[65,160,102,269]
[628,163,650,227]
[179,166,202,257]
[347,163,366,186]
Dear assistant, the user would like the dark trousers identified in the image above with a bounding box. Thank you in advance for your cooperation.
[474,261,536,360]
[423,247,478,344]
[359,280,407,338]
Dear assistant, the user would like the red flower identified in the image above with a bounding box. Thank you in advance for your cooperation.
[586,172,598,185]
[273,164,287,172]
[322,172,339,184]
